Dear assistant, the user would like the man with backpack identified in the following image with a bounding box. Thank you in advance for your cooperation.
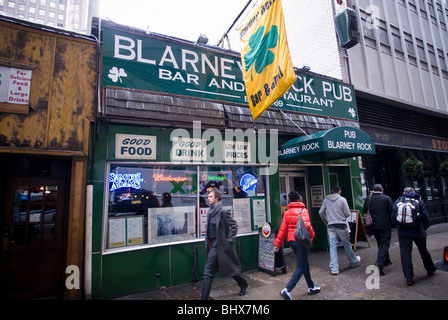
[392,187,437,286]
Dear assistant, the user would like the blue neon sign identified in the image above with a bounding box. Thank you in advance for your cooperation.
[109,172,143,191]
[240,174,258,192]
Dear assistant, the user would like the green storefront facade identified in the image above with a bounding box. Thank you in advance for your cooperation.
[88,20,375,299]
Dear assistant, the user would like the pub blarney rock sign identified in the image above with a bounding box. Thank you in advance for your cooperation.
[101,25,358,121]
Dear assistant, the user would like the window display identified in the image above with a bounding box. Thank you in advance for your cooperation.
[105,164,268,250]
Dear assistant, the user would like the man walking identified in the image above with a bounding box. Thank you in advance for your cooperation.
[363,184,393,275]
[319,185,361,275]
[200,188,248,300]
[392,187,437,286]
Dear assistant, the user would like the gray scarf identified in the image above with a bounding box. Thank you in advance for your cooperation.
[207,200,222,227]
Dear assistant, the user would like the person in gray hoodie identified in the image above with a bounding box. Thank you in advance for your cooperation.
[319,185,361,275]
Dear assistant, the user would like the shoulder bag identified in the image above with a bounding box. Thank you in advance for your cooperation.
[294,208,311,248]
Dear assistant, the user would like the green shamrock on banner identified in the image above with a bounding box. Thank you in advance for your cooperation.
[244,25,279,81]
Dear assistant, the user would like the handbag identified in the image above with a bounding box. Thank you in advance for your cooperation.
[364,194,374,236]
[364,194,373,226]
[294,208,311,248]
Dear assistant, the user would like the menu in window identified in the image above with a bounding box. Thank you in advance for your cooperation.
[108,218,126,248]
[127,216,143,245]
[233,198,251,233]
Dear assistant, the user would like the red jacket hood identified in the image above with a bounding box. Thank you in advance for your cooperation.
[288,202,306,209]
[274,202,315,247]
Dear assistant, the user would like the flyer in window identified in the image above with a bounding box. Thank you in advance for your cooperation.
[199,207,208,237]
[251,198,267,230]
[149,206,196,244]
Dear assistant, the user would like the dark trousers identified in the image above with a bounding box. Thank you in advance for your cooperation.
[286,241,314,292]
[373,228,392,268]
[398,235,435,279]
[200,239,247,300]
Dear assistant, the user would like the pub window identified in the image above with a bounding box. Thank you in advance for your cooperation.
[424,174,440,201]
[441,175,448,199]
[405,175,422,196]
[199,165,267,235]
[105,163,268,250]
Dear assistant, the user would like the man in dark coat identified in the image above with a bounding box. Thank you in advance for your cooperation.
[392,187,437,286]
[200,188,248,300]
[363,184,393,275]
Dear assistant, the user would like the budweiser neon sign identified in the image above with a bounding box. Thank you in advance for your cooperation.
[153,173,189,182]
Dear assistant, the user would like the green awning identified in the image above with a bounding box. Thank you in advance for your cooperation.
[278,126,376,161]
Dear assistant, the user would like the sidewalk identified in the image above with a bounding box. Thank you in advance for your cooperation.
[116,222,448,300]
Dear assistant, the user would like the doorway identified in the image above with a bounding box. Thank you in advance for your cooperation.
[279,172,309,214]
[0,156,70,299]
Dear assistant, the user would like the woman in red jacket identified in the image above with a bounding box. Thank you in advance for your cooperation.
[274,191,321,299]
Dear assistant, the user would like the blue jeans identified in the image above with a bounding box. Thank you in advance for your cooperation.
[327,224,358,273]
[286,241,314,292]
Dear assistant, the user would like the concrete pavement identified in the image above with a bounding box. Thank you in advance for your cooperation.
[116,222,448,300]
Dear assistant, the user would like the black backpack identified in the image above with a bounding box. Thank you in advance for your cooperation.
[294,208,311,247]
[395,197,420,227]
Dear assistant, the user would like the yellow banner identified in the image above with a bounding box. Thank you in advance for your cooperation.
[239,0,296,121]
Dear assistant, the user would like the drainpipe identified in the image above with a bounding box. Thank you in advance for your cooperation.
[84,184,93,300]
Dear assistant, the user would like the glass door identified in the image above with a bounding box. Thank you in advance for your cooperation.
[279,173,309,214]
[1,178,67,299]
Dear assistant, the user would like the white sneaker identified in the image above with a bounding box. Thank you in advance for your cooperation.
[308,286,321,295]
[331,270,339,275]
[349,256,361,268]
[280,288,292,300]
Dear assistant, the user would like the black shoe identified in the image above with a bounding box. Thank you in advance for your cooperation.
[407,278,415,286]
[375,264,385,276]
[427,266,437,276]
[238,285,247,296]
[384,259,393,267]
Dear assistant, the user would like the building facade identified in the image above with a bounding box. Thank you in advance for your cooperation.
[342,0,448,223]
[88,19,375,299]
